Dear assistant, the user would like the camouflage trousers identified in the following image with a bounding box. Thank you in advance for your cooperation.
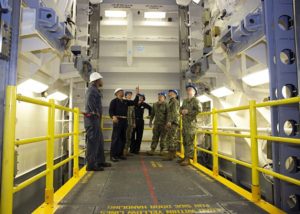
[182,126,196,159]
[151,123,166,150]
[125,124,134,150]
[165,124,179,151]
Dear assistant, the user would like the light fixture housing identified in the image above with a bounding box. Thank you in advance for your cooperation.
[144,12,166,19]
[104,10,127,18]
[242,69,270,87]
[211,86,234,98]
[197,94,211,103]
[48,91,68,101]
[192,0,201,4]
[17,79,49,93]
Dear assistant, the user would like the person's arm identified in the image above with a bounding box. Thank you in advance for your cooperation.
[144,102,152,116]
[109,99,115,118]
[150,103,155,124]
[188,98,201,118]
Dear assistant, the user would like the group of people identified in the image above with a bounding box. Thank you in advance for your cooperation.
[84,72,201,171]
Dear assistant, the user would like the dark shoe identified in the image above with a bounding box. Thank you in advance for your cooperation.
[110,157,119,162]
[86,166,104,171]
[99,162,112,167]
[118,156,127,160]
[180,158,189,166]
[127,153,134,156]
[176,158,184,163]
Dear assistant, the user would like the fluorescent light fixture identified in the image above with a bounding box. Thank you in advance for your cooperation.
[192,0,201,4]
[102,20,128,26]
[144,12,166,19]
[242,69,269,87]
[211,86,234,98]
[143,21,167,26]
[17,79,48,93]
[197,94,211,103]
[48,91,68,101]
[105,10,127,18]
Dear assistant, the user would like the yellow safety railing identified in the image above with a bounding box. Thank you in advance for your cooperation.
[177,96,300,214]
[0,86,86,214]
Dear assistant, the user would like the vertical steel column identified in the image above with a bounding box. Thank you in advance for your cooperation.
[263,0,300,212]
[0,0,22,212]
[45,100,55,204]
[0,86,17,214]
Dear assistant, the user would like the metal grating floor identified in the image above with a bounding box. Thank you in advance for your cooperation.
[55,154,266,214]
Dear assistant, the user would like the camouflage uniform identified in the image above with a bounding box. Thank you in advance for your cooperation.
[180,97,201,159]
[125,106,135,151]
[150,101,168,151]
[165,97,180,152]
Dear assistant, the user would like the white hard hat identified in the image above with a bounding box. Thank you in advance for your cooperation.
[89,72,103,83]
[114,88,123,95]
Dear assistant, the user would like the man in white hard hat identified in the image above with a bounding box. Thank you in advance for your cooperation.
[109,86,140,162]
[84,72,111,171]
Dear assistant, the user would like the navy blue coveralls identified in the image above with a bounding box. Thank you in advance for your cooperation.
[130,102,152,154]
[84,84,106,168]
[109,96,139,158]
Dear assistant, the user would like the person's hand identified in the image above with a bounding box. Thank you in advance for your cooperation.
[166,122,171,128]
[112,116,118,123]
[149,121,152,128]
[181,109,188,115]
[136,85,140,94]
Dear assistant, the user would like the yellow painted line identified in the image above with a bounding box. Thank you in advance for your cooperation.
[156,162,163,168]
[32,166,87,214]
[189,161,285,214]
[150,161,157,168]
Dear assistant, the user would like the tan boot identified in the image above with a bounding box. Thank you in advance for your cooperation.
[123,149,127,157]
[147,149,155,156]
[159,148,164,156]
[180,158,189,166]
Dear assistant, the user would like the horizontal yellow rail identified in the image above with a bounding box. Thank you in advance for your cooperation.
[255,96,300,108]
[13,169,49,193]
[196,147,213,155]
[215,105,250,113]
[257,135,300,145]
[15,136,50,146]
[216,131,250,138]
[54,156,75,170]
[54,132,74,139]
[17,94,51,107]
[54,104,75,112]
[257,167,300,186]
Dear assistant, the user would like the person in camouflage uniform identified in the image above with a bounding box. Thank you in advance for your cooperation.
[179,84,201,166]
[163,89,180,161]
[147,92,168,155]
[124,91,135,156]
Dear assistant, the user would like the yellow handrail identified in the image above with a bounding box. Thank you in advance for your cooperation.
[0,86,86,214]
[182,96,300,213]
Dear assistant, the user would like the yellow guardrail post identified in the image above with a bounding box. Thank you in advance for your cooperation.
[249,100,261,202]
[45,99,55,204]
[193,134,198,163]
[1,86,17,214]
[212,108,219,176]
[73,107,80,178]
